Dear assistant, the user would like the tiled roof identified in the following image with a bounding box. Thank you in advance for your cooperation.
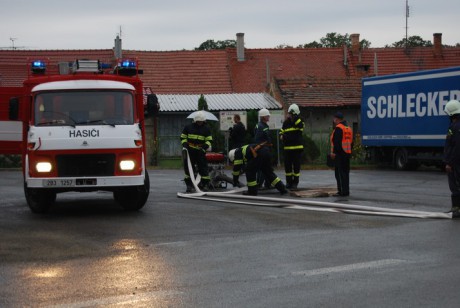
[276,77,362,108]
[351,46,460,76]
[124,50,232,94]
[227,48,350,92]
[155,93,282,112]
[1,44,460,110]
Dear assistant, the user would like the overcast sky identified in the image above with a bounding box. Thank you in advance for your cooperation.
[1,0,459,51]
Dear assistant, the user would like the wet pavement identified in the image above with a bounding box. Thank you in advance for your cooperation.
[1,168,459,307]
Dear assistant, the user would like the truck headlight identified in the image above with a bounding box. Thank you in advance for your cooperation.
[119,160,135,171]
[36,162,52,173]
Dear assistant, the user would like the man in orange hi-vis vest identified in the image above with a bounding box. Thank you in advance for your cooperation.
[330,112,353,197]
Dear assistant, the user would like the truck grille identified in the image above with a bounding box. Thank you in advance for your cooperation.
[56,154,115,177]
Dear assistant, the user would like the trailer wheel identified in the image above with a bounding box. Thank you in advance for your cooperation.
[114,171,150,211]
[394,148,418,170]
[24,184,56,213]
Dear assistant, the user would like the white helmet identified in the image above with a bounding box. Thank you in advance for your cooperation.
[228,149,236,162]
[444,99,460,116]
[194,111,206,122]
[288,104,300,115]
[258,108,270,117]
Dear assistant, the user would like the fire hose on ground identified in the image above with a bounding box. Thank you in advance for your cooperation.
[177,149,452,220]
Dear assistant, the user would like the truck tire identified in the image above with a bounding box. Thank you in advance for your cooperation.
[24,184,56,213]
[394,148,418,170]
[114,171,150,211]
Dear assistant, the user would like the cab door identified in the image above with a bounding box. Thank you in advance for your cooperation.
[0,87,24,154]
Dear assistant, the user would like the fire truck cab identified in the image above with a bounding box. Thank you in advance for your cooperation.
[1,59,155,213]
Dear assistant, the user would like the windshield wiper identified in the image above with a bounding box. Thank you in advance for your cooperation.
[36,120,76,128]
[82,119,116,127]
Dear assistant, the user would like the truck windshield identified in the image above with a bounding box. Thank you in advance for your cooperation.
[34,91,135,126]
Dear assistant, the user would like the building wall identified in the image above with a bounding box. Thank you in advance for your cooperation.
[301,107,361,143]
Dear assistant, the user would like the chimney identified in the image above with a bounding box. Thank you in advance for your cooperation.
[114,35,122,59]
[236,33,245,61]
[350,33,360,56]
[433,33,443,57]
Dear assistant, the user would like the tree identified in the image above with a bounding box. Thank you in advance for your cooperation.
[320,32,350,48]
[198,94,209,111]
[387,35,433,48]
[195,39,236,50]
[299,32,371,49]
[275,44,294,49]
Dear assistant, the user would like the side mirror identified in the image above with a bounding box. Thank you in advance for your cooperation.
[146,94,160,116]
[9,97,19,120]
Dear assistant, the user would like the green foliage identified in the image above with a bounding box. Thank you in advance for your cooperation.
[387,35,433,48]
[299,32,371,49]
[198,94,209,111]
[208,122,225,153]
[301,135,320,163]
[300,41,323,48]
[351,132,366,163]
[245,109,259,143]
[195,39,236,51]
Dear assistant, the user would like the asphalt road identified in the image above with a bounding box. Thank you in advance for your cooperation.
[0,168,459,307]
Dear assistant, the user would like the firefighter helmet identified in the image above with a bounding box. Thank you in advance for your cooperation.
[194,111,206,122]
[258,108,271,117]
[228,149,236,162]
[444,100,460,116]
[288,104,300,115]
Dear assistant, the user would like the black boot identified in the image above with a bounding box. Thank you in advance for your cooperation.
[285,176,293,189]
[243,186,258,196]
[292,176,299,190]
[451,195,460,218]
[185,178,195,193]
[275,181,288,195]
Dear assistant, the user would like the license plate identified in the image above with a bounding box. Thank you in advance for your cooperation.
[43,179,74,187]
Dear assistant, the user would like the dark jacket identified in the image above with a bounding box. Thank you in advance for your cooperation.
[280,115,304,150]
[444,119,460,166]
[254,121,271,144]
[180,122,212,151]
[230,122,246,148]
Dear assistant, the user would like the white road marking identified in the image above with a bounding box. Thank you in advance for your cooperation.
[267,259,407,279]
[49,290,183,308]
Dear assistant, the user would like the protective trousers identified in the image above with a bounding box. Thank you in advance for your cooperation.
[183,148,210,188]
[447,165,460,215]
[284,149,302,187]
[334,153,350,196]
[246,150,286,195]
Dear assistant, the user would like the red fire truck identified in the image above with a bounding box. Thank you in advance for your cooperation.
[0,59,156,213]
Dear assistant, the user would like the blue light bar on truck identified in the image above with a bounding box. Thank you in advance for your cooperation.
[114,59,141,76]
[31,60,46,74]
[121,60,137,68]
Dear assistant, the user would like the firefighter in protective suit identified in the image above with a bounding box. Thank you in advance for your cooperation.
[229,144,287,196]
[254,108,273,189]
[280,104,304,189]
[181,111,213,193]
[443,99,460,218]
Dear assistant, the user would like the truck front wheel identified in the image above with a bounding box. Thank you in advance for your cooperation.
[24,184,56,213]
[114,171,150,211]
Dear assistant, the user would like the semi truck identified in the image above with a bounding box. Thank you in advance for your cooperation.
[0,59,157,213]
[361,66,460,170]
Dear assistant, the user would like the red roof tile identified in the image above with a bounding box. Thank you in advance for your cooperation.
[227,48,350,93]
[124,50,232,94]
[276,77,362,108]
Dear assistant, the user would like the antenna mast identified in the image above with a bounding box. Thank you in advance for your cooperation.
[10,37,17,50]
[405,0,410,47]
